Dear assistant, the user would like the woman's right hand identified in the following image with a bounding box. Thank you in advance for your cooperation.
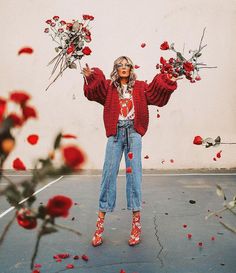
[82,63,94,77]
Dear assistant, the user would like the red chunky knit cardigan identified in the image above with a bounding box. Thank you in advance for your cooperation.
[84,68,177,137]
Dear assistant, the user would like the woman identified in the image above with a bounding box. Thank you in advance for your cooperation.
[82,56,178,247]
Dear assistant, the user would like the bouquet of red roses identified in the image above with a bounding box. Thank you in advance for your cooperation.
[44,15,94,91]
[157,28,217,83]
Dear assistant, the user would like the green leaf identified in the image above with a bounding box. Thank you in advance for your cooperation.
[176,52,185,61]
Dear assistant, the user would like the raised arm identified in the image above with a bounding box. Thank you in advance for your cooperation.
[144,73,177,107]
[83,64,108,106]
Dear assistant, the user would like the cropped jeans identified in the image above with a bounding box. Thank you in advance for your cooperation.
[99,120,142,212]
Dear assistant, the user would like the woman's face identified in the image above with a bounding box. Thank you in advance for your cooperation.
[116,59,131,78]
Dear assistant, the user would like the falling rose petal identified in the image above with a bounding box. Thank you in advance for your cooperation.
[144,155,149,159]
[82,254,89,261]
[183,224,187,228]
[18,47,33,55]
[73,255,79,260]
[126,167,132,174]
[170,159,174,163]
[134,65,140,69]
[198,242,203,247]
[27,134,39,145]
[66,264,74,269]
[216,150,222,158]
[187,233,192,239]
[157,113,160,118]
[13,158,26,170]
[128,152,133,160]
[62,134,77,139]
[141,43,146,48]
[211,236,216,241]
[213,157,217,161]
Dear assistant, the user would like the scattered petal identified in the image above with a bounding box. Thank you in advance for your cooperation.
[66,264,74,269]
[13,158,26,170]
[18,47,34,55]
[193,135,203,145]
[82,254,89,261]
[27,134,39,145]
[160,41,170,50]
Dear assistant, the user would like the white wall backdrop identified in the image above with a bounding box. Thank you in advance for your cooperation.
[0,0,236,170]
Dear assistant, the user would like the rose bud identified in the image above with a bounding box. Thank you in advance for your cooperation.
[44,28,49,33]
[58,28,64,33]
[160,41,170,50]
[60,20,66,25]
[193,136,203,145]
[51,22,56,27]
[81,254,89,261]
[16,208,37,229]
[46,19,52,24]
[53,16,60,21]
[82,46,92,55]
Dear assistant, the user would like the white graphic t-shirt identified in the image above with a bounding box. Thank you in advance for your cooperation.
[118,84,135,120]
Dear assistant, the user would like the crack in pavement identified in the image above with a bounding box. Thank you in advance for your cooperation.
[153,214,166,270]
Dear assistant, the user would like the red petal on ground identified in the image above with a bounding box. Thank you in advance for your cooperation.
[18,47,34,55]
[27,134,39,145]
[81,254,89,261]
[73,255,80,259]
[66,264,74,269]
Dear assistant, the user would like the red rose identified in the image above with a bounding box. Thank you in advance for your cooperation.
[58,28,64,33]
[66,23,73,30]
[8,113,23,127]
[82,15,89,20]
[18,47,33,55]
[198,242,203,247]
[27,134,39,145]
[51,22,56,27]
[46,19,52,24]
[193,136,203,145]
[183,61,194,72]
[82,46,92,55]
[141,43,146,48]
[160,41,169,50]
[44,28,49,33]
[60,20,66,25]
[195,75,201,81]
[134,65,140,69]
[16,208,37,229]
[53,16,60,21]
[62,145,86,170]
[187,233,192,239]
[128,152,133,160]
[66,45,75,54]
[9,91,30,105]
[126,167,132,173]
[22,105,37,120]
[46,195,73,218]
[160,56,167,65]
[13,158,26,170]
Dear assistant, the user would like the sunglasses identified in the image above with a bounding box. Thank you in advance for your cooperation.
[116,63,132,69]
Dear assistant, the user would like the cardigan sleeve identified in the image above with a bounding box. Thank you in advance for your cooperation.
[83,67,108,106]
[144,73,177,107]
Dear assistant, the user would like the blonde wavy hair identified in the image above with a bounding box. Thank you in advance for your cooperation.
[110,56,137,97]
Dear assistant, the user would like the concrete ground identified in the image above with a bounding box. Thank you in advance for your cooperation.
[0,172,236,273]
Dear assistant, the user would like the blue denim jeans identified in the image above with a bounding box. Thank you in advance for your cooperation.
[99,120,142,212]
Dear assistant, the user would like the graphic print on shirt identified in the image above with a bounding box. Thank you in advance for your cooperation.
[119,84,135,120]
